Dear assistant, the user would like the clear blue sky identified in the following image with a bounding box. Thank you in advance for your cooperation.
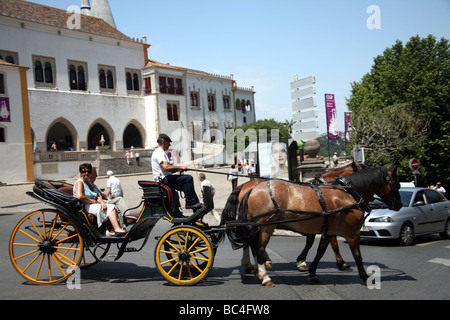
[32,0,450,134]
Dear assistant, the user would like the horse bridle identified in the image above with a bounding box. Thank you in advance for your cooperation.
[381,173,401,210]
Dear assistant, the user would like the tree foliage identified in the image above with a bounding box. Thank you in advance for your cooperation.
[225,118,291,152]
[346,35,450,187]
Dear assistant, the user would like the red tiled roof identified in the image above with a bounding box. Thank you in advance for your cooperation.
[0,0,139,43]
[145,59,233,81]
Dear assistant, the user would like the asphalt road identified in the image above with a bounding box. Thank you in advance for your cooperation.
[1,208,449,301]
[1,171,449,304]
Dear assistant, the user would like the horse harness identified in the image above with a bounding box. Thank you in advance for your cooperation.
[249,178,370,236]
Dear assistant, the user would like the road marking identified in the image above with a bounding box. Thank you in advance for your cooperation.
[266,248,344,300]
[427,258,450,267]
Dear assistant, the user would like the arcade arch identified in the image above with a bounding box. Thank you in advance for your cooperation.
[87,119,114,150]
[123,121,145,149]
[45,118,78,151]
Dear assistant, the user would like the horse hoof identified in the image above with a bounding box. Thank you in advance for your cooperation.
[297,261,309,272]
[265,262,274,269]
[263,280,275,287]
[308,277,320,285]
[340,264,353,272]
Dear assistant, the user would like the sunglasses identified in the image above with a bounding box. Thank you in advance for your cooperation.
[81,170,92,174]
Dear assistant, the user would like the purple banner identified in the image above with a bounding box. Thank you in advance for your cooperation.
[325,94,339,140]
[345,112,352,144]
[0,97,11,122]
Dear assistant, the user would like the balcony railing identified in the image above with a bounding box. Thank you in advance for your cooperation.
[34,151,99,163]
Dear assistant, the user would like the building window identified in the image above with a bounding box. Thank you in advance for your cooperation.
[144,77,152,94]
[33,56,56,88]
[159,76,183,95]
[35,61,44,82]
[44,62,53,83]
[167,102,179,121]
[133,73,140,91]
[98,65,116,93]
[107,70,114,89]
[176,79,183,95]
[78,66,86,91]
[159,76,167,93]
[0,74,5,94]
[0,50,19,65]
[126,69,141,94]
[99,69,106,88]
[207,94,216,112]
[0,127,5,142]
[167,78,175,94]
[190,92,199,107]
[68,61,87,91]
[223,95,231,110]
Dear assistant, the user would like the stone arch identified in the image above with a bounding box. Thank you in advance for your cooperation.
[87,119,115,150]
[45,117,78,151]
[123,120,146,149]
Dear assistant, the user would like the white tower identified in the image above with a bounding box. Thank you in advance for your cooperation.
[90,0,116,28]
[81,0,91,15]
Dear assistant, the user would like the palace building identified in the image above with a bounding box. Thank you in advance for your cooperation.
[0,0,256,183]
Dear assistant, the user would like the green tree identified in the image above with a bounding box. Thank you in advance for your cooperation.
[347,35,450,188]
[225,118,291,152]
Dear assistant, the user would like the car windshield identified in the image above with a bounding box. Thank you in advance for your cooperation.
[399,191,413,207]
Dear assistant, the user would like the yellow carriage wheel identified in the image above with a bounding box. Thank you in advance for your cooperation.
[9,209,84,285]
[154,226,214,286]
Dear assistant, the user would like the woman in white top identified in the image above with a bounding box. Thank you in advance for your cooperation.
[74,163,126,236]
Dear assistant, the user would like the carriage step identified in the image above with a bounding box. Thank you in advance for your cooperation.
[124,247,139,252]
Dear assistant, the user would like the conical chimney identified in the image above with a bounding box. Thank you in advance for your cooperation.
[81,0,91,15]
[90,0,116,28]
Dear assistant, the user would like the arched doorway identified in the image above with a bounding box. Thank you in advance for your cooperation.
[88,123,111,150]
[123,123,143,149]
[46,121,75,151]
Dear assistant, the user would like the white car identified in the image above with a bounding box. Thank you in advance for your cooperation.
[361,187,450,246]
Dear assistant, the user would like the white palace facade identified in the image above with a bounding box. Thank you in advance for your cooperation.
[0,0,256,183]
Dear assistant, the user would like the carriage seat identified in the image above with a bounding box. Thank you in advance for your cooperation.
[138,180,175,212]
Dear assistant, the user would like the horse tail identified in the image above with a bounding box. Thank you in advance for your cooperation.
[238,188,253,223]
[220,186,242,225]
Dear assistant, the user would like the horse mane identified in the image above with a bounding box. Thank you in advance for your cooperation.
[220,186,242,225]
[238,188,253,223]
[327,161,358,173]
[344,166,389,193]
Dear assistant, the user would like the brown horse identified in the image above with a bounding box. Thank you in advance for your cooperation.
[221,162,359,272]
[236,166,402,286]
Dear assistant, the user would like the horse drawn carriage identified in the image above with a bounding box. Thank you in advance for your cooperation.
[9,164,402,287]
[9,179,223,286]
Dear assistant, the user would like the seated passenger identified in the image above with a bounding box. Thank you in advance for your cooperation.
[74,163,126,236]
[88,168,129,227]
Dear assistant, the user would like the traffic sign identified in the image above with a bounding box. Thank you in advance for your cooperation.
[409,159,419,171]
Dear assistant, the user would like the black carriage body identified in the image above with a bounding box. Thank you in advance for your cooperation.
[12,178,220,286]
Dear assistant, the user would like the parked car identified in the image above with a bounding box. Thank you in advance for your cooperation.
[361,187,450,245]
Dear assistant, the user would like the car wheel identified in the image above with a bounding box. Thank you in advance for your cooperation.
[399,223,414,246]
[439,219,450,240]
